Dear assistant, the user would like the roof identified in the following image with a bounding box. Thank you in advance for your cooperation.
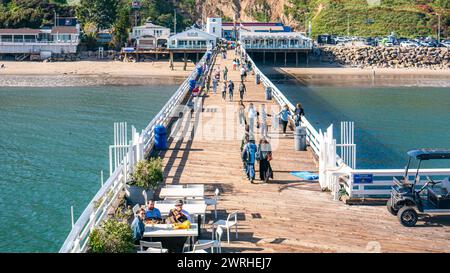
[407,149,450,160]
[169,28,217,40]
[240,31,310,40]
[0,28,41,35]
[223,22,284,27]
[51,26,78,34]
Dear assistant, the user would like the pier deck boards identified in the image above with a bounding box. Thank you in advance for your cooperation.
[158,50,450,253]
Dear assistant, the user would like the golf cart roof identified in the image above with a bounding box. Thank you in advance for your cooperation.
[407,149,450,160]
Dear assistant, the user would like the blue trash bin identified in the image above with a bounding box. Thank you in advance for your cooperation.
[189,79,196,92]
[154,125,168,150]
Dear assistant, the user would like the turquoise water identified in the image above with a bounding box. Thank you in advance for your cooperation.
[273,78,450,169]
[0,85,178,252]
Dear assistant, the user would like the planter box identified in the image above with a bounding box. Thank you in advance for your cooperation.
[125,185,154,206]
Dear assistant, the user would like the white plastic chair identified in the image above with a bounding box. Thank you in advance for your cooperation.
[139,241,168,253]
[184,241,215,253]
[197,226,223,253]
[142,189,148,205]
[132,204,140,215]
[185,199,206,204]
[213,211,238,244]
[205,188,220,219]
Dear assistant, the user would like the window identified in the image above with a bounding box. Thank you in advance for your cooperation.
[213,27,216,33]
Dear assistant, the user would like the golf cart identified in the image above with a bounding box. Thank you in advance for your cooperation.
[387,149,450,227]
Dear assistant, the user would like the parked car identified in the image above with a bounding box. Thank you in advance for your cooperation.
[400,40,419,47]
[387,149,450,227]
[439,40,450,48]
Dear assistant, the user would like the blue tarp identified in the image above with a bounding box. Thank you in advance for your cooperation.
[290,171,319,180]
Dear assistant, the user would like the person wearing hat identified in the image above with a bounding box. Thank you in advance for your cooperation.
[167,200,192,224]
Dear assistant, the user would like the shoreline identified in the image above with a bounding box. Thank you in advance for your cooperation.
[1,60,449,87]
[0,60,193,87]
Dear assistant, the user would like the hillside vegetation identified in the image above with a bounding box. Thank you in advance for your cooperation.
[0,0,448,41]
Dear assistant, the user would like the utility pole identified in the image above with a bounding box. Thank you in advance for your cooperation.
[437,13,441,43]
[174,9,177,34]
[347,14,350,37]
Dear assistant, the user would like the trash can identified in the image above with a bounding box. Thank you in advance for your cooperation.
[154,125,168,150]
[255,73,261,85]
[196,66,203,76]
[189,79,196,92]
[265,86,272,100]
[294,127,307,151]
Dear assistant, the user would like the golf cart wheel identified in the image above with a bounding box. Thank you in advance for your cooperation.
[397,206,418,227]
[386,198,398,216]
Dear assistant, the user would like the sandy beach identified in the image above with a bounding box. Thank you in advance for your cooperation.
[0,61,194,87]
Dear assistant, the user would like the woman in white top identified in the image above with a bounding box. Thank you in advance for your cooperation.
[260,104,271,139]
[248,103,257,137]
[238,100,246,126]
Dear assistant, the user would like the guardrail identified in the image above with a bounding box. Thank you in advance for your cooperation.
[59,50,215,253]
[243,44,313,50]
[339,168,450,198]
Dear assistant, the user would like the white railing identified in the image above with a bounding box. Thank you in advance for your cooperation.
[59,50,215,253]
[339,168,450,198]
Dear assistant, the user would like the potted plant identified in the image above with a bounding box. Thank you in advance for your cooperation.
[126,158,163,205]
[87,218,134,253]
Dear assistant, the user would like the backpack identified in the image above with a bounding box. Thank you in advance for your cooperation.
[242,147,250,162]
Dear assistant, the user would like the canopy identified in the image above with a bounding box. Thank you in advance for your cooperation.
[407,149,450,160]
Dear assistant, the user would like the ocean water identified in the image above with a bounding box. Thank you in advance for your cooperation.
[0,85,178,252]
[271,75,450,169]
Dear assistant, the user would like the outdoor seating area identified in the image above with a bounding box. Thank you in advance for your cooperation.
[131,184,239,253]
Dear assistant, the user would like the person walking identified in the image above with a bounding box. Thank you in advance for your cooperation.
[278,104,291,136]
[233,59,237,70]
[248,103,257,138]
[260,104,271,139]
[238,100,246,126]
[294,103,305,127]
[242,139,257,183]
[240,66,247,83]
[212,77,218,95]
[223,66,228,81]
[228,80,234,101]
[205,76,211,94]
[239,82,246,101]
[257,138,273,182]
[221,82,227,101]
[240,125,250,174]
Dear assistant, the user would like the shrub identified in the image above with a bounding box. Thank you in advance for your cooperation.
[88,219,134,253]
[129,158,163,189]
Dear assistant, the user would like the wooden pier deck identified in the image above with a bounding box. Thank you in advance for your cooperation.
[158,50,450,253]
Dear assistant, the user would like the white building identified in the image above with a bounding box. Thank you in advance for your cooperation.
[206,18,222,38]
[130,21,171,50]
[240,31,312,49]
[168,28,217,50]
[0,26,80,57]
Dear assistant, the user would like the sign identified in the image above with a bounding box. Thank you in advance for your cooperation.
[187,32,199,37]
[353,174,373,184]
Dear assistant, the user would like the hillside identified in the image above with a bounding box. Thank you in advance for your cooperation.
[0,0,448,39]
[195,0,449,38]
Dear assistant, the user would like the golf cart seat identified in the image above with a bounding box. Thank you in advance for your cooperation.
[428,177,450,209]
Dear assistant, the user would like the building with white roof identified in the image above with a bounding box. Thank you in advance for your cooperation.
[130,21,171,50]
[168,27,217,51]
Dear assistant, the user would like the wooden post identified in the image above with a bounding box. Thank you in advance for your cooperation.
[263,51,266,65]
[274,52,276,65]
[307,52,309,67]
[284,51,287,67]
[184,52,187,71]
[169,51,174,70]
[156,53,159,61]
[196,52,199,63]
[296,51,298,67]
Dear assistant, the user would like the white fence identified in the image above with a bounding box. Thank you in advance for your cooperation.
[59,51,214,253]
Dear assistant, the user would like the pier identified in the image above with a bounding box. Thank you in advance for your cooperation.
[60,47,450,253]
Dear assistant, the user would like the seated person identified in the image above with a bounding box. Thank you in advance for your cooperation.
[167,200,192,224]
[145,200,162,221]
[131,208,146,244]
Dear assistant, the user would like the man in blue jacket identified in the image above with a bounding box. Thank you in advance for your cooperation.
[243,139,257,183]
